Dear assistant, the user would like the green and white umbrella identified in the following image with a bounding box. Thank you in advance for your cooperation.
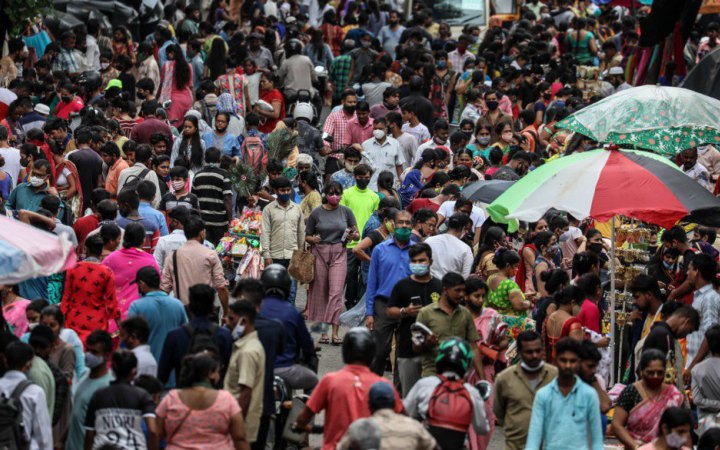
[557,85,720,156]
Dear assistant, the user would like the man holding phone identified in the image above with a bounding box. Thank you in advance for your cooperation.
[387,243,443,396]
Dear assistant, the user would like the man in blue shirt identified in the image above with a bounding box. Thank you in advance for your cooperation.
[6,159,52,212]
[127,266,188,363]
[365,210,414,375]
[526,337,604,450]
[158,284,233,384]
[137,180,169,236]
[258,265,318,393]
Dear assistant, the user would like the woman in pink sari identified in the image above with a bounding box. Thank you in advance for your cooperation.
[102,223,160,321]
[612,349,685,449]
[1,285,30,338]
[159,44,194,127]
[465,277,508,450]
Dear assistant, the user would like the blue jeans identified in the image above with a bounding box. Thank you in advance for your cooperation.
[275,259,297,305]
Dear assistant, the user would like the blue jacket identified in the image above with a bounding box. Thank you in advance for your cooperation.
[259,295,315,368]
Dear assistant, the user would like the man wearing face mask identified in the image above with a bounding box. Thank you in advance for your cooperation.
[361,117,405,191]
[224,299,265,446]
[119,316,157,378]
[387,243,443,395]
[412,119,450,166]
[425,213,474,278]
[66,330,114,450]
[348,34,379,84]
[365,211,414,374]
[7,158,52,212]
[448,35,476,75]
[494,330,557,450]
[378,11,405,59]
[260,176,305,305]
[323,90,358,178]
[491,151,532,181]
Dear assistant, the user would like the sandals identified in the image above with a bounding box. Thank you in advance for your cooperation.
[331,337,342,346]
[319,335,330,344]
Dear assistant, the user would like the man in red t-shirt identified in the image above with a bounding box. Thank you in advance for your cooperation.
[293,328,403,450]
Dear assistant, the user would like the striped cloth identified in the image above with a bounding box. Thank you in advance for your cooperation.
[307,243,347,325]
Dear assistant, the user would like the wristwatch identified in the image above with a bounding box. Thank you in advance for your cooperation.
[400,307,407,318]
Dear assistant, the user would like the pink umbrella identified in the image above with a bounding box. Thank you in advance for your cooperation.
[0,215,77,284]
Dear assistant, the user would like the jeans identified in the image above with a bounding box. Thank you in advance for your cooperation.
[344,249,364,308]
[370,298,398,375]
[274,259,297,305]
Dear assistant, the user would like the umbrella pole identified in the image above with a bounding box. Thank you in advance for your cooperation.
[610,216,617,387]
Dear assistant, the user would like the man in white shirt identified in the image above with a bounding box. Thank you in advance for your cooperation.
[154,207,190,270]
[437,198,485,249]
[425,213,474,278]
[0,341,53,450]
[120,316,158,378]
[0,125,21,186]
[682,147,713,191]
[361,117,405,191]
[85,22,101,72]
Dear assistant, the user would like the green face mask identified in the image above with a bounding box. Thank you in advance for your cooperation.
[395,227,412,243]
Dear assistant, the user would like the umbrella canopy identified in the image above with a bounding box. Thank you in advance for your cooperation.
[461,180,515,204]
[681,47,720,101]
[0,215,76,284]
[486,148,720,231]
[557,86,720,156]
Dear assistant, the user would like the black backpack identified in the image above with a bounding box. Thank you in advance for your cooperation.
[0,380,33,450]
[121,168,150,193]
[183,323,220,357]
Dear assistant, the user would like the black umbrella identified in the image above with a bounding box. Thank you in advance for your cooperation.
[681,47,720,101]
[461,180,515,204]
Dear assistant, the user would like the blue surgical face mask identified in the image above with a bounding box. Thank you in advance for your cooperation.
[232,322,246,340]
[277,193,291,203]
[663,261,674,270]
[85,352,105,369]
[409,263,430,276]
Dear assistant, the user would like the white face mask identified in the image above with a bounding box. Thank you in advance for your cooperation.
[101,62,110,70]
[665,432,686,449]
[28,176,45,187]
[520,359,545,372]
[232,322,246,340]
[373,129,386,140]
[172,180,186,191]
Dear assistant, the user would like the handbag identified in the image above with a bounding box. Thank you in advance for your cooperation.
[289,247,315,284]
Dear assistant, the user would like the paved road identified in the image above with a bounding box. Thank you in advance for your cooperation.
[294,286,507,449]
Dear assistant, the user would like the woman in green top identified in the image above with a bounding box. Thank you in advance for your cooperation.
[467,120,493,158]
[487,248,532,318]
[566,18,598,66]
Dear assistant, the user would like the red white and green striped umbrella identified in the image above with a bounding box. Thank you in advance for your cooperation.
[486,147,720,230]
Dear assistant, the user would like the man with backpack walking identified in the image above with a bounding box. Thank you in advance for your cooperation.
[0,341,53,450]
[403,338,489,449]
[157,284,233,385]
[117,144,162,207]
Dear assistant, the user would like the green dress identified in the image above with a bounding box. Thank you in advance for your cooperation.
[488,278,527,319]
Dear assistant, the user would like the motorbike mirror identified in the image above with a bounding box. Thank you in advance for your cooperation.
[475,380,492,401]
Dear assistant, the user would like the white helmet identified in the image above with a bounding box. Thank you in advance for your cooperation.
[293,103,314,122]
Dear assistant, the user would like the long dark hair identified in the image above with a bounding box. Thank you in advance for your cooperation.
[206,38,227,80]
[181,115,204,168]
[170,44,191,90]
[472,226,505,272]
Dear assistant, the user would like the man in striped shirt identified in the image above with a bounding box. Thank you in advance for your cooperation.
[322,89,357,180]
[191,147,233,244]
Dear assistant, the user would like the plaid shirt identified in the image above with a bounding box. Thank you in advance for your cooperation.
[53,48,81,73]
[687,284,720,365]
[330,54,352,101]
[323,109,354,153]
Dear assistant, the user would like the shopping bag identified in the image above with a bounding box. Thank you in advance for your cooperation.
[288,248,315,284]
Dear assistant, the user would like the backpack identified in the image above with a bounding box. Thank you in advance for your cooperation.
[241,135,267,173]
[122,168,150,193]
[0,380,33,450]
[427,375,474,433]
[183,323,220,358]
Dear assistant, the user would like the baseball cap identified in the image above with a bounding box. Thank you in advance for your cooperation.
[130,266,160,286]
[608,67,624,75]
[105,79,123,91]
[368,382,395,410]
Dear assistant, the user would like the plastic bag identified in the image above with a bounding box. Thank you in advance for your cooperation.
[339,294,366,328]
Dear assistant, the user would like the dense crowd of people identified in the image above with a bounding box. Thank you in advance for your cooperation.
[3,0,720,449]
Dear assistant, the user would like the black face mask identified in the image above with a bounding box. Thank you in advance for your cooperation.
[343,105,356,115]
[589,243,604,254]
[20,157,29,168]
[486,100,499,111]
[356,178,370,189]
[61,95,72,103]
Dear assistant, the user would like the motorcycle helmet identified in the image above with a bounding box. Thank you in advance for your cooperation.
[342,327,375,366]
[260,264,292,299]
[293,103,314,122]
[435,337,473,377]
[78,71,102,93]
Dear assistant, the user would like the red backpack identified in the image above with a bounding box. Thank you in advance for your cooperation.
[241,135,267,172]
[427,375,474,432]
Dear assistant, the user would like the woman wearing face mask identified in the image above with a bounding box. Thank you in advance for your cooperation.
[491,120,515,154]
[468,121,493,157]
[517,219,549,297]
[50,139,82,218]
[305,182,359,345]
[171,115,206,173]
[1,285,30,338]
[533,231,559,298]
[455,148,484,180]
[613,350,685,449]
[487,248,532,318]
[53,83,84,120]
[398,148,442,207]
[543,285,584,364]
[156,353,250,450]
[638,407,693,450]
[353,207,398,287]
[202,112,240,163]
[473,226,506,279]
[533,81,553,126]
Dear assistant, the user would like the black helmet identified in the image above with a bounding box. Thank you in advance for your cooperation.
[78,71,102,93]
[435,337,473,377]
[260,264,291,298]
[342,327,375,365]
